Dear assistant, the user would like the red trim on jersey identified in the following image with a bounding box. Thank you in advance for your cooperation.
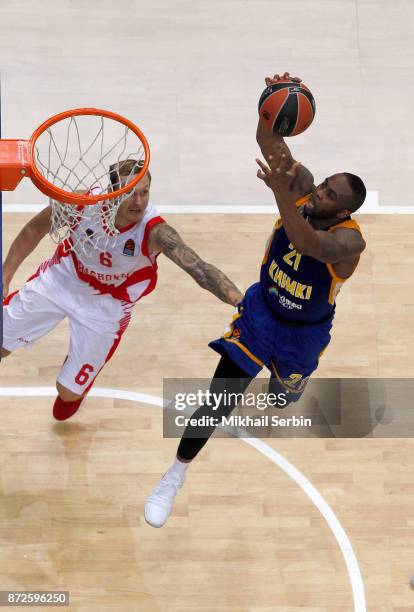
[118,220,138,234]
[3,242,70,306]
[82,306,132,396]
[67,214,165,302]
[7,214,165,306]
[139,272,158,300]
[70,248,158,302]
[141,216,165,257]
[101,218,136,237]
[3,290,19,306]
[27,241,71,284]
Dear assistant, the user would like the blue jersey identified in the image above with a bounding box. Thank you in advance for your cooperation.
[260,195,362,324]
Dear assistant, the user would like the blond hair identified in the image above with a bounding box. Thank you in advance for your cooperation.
[109,159,151,190]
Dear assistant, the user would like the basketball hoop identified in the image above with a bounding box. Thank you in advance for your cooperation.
[0,107,150,205]
[0,107,150,256]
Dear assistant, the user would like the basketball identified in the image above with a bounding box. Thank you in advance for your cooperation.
[258,80,316,137]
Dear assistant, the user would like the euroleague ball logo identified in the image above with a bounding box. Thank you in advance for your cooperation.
[258,80,316,136]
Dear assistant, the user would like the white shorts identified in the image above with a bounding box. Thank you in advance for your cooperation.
[3,271,134,395]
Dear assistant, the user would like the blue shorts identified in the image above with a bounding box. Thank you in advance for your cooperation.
[209,282,333,399]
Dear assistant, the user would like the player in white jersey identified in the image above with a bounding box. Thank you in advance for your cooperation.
[1,159,243,420]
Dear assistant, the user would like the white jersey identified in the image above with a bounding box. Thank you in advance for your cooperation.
[31,202,165,304]
[3,202,165,396]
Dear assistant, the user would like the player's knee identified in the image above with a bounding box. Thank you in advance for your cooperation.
[56,381,83,402]
[1,347,11,359]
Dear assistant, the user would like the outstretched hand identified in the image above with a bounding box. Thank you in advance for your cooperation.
[256,153,302,196]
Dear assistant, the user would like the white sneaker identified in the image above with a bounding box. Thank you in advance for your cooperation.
[145,469,186,528]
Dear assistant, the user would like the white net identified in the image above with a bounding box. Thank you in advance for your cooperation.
[49,197,123,257]
[33,113,147,257]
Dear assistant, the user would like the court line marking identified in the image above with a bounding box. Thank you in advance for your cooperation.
[2,191,414,214]
[0,385,366,612]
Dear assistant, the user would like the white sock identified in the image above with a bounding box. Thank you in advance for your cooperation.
[169,457,189,477]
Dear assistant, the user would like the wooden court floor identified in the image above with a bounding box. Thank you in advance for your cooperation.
[1,212,414,611]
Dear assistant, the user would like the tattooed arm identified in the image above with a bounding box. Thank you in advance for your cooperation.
[148,223,243,306]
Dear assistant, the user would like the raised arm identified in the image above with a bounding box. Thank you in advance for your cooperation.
[256,155,365,263]
[256,72,315,199]
[2,205,52,298]
[148,222,243,306]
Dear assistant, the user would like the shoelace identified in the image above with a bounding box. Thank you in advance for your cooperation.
[150,473,183,500]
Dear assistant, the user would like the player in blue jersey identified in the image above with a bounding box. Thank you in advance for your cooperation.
[145,72,367,528]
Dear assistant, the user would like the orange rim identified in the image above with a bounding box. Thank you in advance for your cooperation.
[29,107,150,206]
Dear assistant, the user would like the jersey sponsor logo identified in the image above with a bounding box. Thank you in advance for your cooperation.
[268,260,312,301]
[77,259,130,283]
[123,238,135,256]
[278,295,302,310]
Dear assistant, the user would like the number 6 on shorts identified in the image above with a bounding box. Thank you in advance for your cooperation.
[75,363,95,385]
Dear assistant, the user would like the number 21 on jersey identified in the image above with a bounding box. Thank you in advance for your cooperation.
[282,243,302,271]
